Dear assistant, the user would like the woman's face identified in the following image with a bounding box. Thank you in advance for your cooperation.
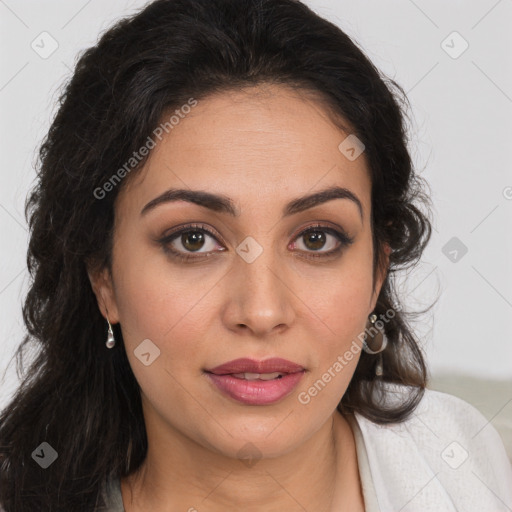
[92,84,388,459]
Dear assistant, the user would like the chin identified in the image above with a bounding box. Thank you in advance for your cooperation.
[201,416,309,461]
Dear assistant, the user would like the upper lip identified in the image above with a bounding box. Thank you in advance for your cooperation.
[206,358,305,375]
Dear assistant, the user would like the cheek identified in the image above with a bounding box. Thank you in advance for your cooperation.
[112,235,218,343]
[111,253,214,417]
[297,241,374,396]
[111,251,225,417]
[304,241,374,341]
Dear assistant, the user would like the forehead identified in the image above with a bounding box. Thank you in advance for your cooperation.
[118,84,371,218]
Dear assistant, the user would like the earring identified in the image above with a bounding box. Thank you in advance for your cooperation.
[375,354,383,377]
[106,315,116,349]
[363,312,388,376]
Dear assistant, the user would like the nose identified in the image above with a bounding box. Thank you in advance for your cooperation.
[221,248,296,338]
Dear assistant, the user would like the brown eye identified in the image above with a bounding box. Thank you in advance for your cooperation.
[180,231,207,252]
[302,230,328,251]
[158,223,225,262]
[292,226,353,257]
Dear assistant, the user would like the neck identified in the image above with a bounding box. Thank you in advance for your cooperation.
[121,409,362,512]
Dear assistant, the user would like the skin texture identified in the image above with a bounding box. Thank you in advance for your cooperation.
[89,83,389,511]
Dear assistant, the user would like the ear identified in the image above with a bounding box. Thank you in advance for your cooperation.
[86,261,120,324]
[370,241,391,313]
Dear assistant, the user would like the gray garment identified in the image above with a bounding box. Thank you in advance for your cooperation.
[101,419,378,511]
[102,477,125,512]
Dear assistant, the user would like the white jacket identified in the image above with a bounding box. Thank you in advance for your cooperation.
[348,386,512,511]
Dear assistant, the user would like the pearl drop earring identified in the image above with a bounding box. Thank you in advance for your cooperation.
[106,315,116,349]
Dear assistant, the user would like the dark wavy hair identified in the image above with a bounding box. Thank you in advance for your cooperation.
[0,0,433,509]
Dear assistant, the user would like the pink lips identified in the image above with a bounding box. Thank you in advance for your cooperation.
[205,357,305,405]
[207,357,305,375]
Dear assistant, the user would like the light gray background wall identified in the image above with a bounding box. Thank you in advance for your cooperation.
[1,0,511,415]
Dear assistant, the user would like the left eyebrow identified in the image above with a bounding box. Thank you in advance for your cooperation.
[140,185,363,221]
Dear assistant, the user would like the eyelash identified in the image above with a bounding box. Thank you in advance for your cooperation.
[158,223,355,263]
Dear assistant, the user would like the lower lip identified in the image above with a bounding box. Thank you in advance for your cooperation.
[205,371,305,405]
